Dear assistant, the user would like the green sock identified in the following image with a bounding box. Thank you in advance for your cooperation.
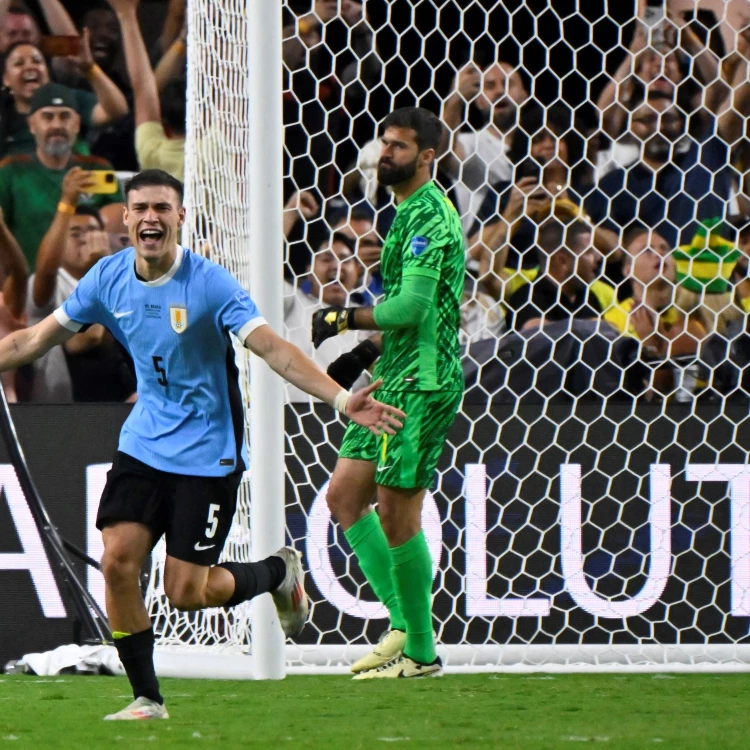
[391,530,436,664]
[344,511,406,631]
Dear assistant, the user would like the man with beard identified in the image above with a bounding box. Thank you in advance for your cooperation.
[441,61,529,233]
[584,91,748,250]
[505,220,602,332]
[0,83,124,270]
[0,168,404,719]
[311,107,464,679]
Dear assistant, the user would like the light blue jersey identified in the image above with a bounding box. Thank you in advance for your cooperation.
[54,246,266,476]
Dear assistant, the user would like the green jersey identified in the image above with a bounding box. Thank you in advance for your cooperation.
[373,181,464,392]
[0,153,123,271]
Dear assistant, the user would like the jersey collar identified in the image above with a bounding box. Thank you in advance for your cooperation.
[135,245,184,287]
[396,180,435,213]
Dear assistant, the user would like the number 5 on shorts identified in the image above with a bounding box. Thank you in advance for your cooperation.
[205,503,221,539]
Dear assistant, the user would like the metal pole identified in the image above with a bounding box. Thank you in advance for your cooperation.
[247,0,285,680]
[0,384,110,642]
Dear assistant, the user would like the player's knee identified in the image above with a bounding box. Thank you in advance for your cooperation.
[379,505,419,547]
[165,580,206,611]
[100,550,141,589]
[325,479,346,519]
[326,476,369,528]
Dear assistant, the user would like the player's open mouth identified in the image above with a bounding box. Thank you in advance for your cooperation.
[139,229,164,247]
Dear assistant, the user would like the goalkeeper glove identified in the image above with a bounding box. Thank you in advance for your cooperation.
[311,306,359,349]
[327,339,381,389]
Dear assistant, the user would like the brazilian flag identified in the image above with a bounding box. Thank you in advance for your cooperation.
[674,218,740,294]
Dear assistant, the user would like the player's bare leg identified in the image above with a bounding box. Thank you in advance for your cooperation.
[100,522,168,720]
[163,552,309,638]
[353,486,442,680]
[327,458,407,672]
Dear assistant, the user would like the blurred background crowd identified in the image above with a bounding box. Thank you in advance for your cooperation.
[0,0,748,404]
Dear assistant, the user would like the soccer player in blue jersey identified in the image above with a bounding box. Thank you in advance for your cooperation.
[0,169,404,720]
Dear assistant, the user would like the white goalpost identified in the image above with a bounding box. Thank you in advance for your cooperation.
[150,0,750,677]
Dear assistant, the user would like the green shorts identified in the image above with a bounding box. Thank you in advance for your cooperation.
[338,390,462,489]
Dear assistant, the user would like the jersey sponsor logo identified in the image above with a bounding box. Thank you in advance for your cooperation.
[194,541,216,551]
[169,306,188,334]
[113,310,134,319]
[411,236,429,256]
[234,290,252,308]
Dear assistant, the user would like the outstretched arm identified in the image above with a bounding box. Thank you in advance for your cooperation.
[245,324,404,435]
[109,0,160,126]
[38,0,77,36]
[0,314,75,372]
[74,28,129,126]
[0,207,28,319]
[311,273,438,347]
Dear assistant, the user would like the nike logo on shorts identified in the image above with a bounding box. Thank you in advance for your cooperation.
[194,542,216,551]
[377,466,393,472]
[113,310,134,319]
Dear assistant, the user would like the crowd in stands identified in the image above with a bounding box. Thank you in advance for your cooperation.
[0,0,746,404]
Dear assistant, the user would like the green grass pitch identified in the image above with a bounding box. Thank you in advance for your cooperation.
[1,673,749,748]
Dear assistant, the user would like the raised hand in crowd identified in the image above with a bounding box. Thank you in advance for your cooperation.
[60,167,98,209]
[283,190,319,240]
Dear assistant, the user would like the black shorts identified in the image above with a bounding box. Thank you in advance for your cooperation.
[96,451,242,566]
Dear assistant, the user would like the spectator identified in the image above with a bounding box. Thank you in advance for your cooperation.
[319,0,381,180]
[110,0,185,181]
[584,88,748,252]
[505,220,603,332]
[0,38,128,157]
[441,61,529,233]
[152,0,185,62]
[283,9,342,200]
[26,203,135,402]
[0,82,124,271]
[53,1,140,171]
[469,106,618,280]
[331,208,383,301]
[604,226,704,398]
[0,0,77,54]
[283,232,365,402]
[460,274,505,344]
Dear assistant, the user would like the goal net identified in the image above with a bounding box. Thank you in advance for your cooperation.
[170,0,750,673]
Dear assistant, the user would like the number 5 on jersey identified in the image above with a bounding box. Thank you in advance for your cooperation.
[152,355,168,386]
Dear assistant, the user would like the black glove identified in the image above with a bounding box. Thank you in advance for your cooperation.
[311,306,358,348]
[327,339,381,389]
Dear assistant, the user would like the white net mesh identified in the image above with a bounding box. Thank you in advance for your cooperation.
[173,0,750,672]
[146,0,254,656]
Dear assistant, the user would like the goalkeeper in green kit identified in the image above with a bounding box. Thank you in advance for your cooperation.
[312,107,464,679]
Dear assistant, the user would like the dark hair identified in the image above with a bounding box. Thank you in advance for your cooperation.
[538,219,591,258]
[622,222,650,249]
[349,205,374,225]
[330,231,356,255]
[124,169,184,205]
[381,107,443,152]
[160,78,186,136]
[2,40,46,74]
[5,6,34,18]
[74,204,103,229]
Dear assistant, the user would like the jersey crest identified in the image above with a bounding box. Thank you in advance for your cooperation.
[170,305,188,334]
